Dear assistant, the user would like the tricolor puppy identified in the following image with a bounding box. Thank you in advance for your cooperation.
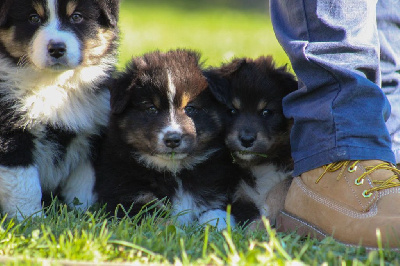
[95,50,242,229]
[208,56,296,225]
[0,0,119,219]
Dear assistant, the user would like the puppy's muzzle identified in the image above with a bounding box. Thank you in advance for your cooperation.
[48,41,66,59]
[163,132,182,149]
[239,129,257,148]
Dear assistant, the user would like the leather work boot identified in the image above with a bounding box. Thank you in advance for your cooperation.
[277,160,400,249]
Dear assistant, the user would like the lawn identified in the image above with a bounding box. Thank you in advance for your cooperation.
[117,0,290,68]
[1,0,400,265]
[1,202,399,265]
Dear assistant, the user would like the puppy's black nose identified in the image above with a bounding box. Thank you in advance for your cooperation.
[239,131,256,148]
[48,41,66,58]
[164,132,182,148]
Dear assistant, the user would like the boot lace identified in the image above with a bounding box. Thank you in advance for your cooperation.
[315,161,400,198]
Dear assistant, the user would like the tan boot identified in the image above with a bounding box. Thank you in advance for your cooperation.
[277,160,400,250]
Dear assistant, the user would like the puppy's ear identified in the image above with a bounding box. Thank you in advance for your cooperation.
[204,59,246,106]
[110,58,147,114]
[218,58,246,78]
[0,0,11,27]
[204,70,231,107]
[98,0,120,28]
[256,56,298,95]
[275,65,298,95]
[109,75,133,114]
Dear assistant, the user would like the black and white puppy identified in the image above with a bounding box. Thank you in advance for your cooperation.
[95,50,243,229]
[0,0,119,219]
[208,56,296,225]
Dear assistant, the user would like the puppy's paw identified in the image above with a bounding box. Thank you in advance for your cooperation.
[198,209,236,230]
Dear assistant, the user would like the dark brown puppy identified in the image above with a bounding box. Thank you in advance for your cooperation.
[95,50,244,229]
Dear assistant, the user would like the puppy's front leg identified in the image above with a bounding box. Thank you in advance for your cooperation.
[198,209,236,230]
[0,165,42,220]
[61,160,97,210]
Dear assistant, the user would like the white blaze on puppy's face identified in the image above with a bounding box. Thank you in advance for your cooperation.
[157,70,183,147]
[167,70,182,132]
[30,0,81,70]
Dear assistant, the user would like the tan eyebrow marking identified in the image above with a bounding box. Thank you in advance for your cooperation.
[66,1,78,17]
[33,2,45,17]
[232,98,241,110]
[153,96,161,109]
[257,100,267,111]
[180,93,191,108]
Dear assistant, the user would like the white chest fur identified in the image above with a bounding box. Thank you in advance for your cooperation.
[172,179,202,224]
[0,57,110,191]
[235,164,291,217]
[0,51,111,217]
[2,66,110,131]
[33,90,109,192]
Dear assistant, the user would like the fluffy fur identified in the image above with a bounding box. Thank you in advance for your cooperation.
[0,0,119,219]
[207,56,297,225]
[94,50,244,229]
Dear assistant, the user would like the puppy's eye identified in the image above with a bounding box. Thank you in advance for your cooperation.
[229,108,238,115]
[146,106,158,115]
[29,14,42,25]
[184,106,197,115]
[261,108,273,117]
[70,12,83,24]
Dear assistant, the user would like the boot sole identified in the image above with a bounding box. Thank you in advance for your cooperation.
[276,210,327,240]
[276,210,400,251]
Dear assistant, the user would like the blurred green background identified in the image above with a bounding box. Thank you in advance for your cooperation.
[118,0,290,69]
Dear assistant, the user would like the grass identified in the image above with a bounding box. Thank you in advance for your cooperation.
[118,0,290,69]
[2,0,400,264]
[1,203,400,265]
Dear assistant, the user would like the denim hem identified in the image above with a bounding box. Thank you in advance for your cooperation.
[293,146,396,176]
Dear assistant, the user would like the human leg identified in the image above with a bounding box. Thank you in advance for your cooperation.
[271,0,394,176]
[270,0,400,249]
[377,0,400,164]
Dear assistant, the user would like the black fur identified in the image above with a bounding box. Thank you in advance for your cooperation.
[0,0,120,218]
[207,56,296,169]
[207,56,297,225]
[0,95,35,167]
[95,50,244,226]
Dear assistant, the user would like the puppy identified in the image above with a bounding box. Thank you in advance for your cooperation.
[207,56,297,226]
[94,49,244,229]
[0,0,119,219]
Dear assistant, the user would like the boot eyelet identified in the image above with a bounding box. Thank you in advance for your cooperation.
[348,165,357,173]
[355,179,364,185]
[362,190,372,198]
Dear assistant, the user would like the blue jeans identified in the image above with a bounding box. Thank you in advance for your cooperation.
[270,0,399,176]
[378,0,400,164]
